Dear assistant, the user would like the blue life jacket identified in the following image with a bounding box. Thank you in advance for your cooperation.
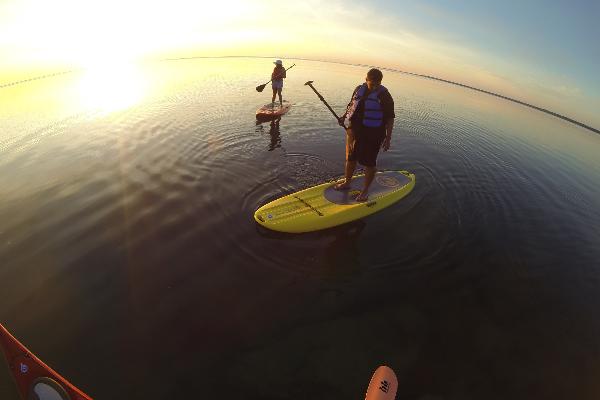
[346,83,387,128]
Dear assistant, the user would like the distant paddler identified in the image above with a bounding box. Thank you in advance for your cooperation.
[255,61,295,108]
[270,59,287,107]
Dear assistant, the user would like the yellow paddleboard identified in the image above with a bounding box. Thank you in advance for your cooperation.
[254,170,415,233]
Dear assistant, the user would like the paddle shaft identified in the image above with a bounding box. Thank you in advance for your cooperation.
[304,81,347,129]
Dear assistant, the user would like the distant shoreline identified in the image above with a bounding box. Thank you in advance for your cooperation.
[283,56,600,135]
[0,70,75,89]
[394,69,600,135]
[3,55,599,135]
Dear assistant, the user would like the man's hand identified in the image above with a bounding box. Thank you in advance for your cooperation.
[338,116,346,127]
[382,136,391,151]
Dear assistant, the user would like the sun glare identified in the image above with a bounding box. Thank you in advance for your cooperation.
[2,0,255,69]
[76,63,147,114]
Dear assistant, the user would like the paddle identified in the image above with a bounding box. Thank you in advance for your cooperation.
[364,365,398,400]
[304,80,347,129]
[256,63,296,92]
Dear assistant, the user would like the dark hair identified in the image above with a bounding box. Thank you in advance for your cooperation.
[367,68,383,82]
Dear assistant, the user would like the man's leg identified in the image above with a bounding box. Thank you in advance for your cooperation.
[278,88,283,105]
[335,160,357,190]
[271,89,276,106]
[335,129,357,190]
[345,160,358,183]
[356,166,376,202]
[345,128,355,160]
[355,133,384,201]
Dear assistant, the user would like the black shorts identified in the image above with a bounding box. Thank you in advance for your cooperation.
[347,126,386,167]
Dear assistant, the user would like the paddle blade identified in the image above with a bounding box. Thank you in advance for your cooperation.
[365,366,398,400]
[256,84,266,92]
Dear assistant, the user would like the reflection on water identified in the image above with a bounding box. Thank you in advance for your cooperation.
[268,117,282,151]
[254,116,283,151]
[0,58,599,400]
[256,117,281,151]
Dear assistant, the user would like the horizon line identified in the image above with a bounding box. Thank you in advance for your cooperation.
[3,55,599,135]
[164,55,600,135]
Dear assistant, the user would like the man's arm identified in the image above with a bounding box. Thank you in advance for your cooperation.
[383,118,394,151]
[339,86,360,126]
[382,90,395,151]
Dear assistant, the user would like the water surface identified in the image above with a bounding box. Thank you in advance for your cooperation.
[1,58,599,399]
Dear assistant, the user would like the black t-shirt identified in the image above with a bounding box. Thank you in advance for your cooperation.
[272,66,286,82]
[347,84,395,132]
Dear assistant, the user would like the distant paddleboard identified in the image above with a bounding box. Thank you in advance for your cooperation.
[256,101,291,120]
[254,170,415,233]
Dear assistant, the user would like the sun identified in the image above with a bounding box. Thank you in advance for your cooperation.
[75,62,148,114]
[2,0,257,69]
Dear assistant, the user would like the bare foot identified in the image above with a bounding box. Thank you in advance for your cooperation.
[355,191,369,202]
[333,181,351,191]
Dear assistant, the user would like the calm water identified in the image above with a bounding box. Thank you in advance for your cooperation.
[1,58,599,399]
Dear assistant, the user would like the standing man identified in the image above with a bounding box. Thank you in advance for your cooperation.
[271,59,286,107]
[334,68,395,201]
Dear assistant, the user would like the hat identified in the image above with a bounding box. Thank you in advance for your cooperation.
[274,59,283,65]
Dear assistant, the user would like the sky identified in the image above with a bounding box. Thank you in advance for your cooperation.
[1,0,599,127]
